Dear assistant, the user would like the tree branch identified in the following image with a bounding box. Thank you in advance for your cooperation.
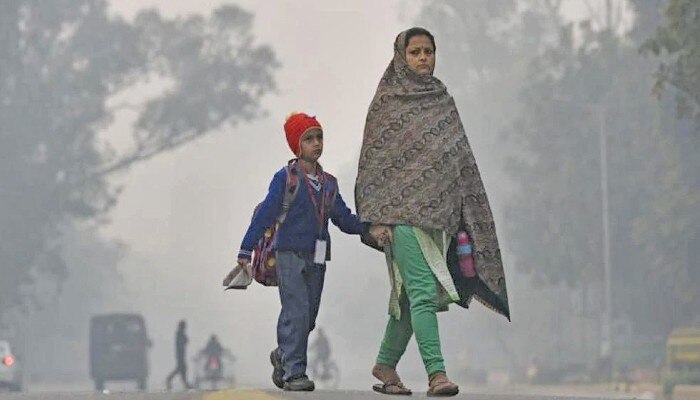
[94,130,206,177]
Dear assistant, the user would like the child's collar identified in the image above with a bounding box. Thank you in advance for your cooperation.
[296,158,322,175]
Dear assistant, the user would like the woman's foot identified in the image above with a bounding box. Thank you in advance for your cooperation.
[427,372,459,397]
[371,363,412,395]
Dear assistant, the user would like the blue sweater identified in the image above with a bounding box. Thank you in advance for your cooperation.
[238,165,367,261]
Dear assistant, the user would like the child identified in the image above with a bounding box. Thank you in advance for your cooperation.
[223,112,387,391]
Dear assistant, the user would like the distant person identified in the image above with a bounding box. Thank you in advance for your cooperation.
[198,334,235,370]
[166,320,192,390]
[223,112,387,392]
[200,334,223,360]
[614,363,631,392]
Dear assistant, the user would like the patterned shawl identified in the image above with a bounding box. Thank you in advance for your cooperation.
[355,29,510,319]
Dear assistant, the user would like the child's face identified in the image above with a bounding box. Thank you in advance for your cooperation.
[299,128,323,162]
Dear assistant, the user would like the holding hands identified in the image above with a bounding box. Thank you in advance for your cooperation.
[369,224,393,247]
[223,225,392,286]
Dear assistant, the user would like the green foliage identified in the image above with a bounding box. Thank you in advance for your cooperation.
[642,0,700,132]
[417,0,699,339]
[506,3,699,334]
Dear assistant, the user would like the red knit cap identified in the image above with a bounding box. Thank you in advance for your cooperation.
[284,112,322,156]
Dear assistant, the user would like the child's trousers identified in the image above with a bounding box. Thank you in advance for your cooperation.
[276,250,326,380]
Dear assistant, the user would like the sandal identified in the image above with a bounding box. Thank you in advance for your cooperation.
[427,372,459,397]
[372,382,412,395]
[372,363,412,395]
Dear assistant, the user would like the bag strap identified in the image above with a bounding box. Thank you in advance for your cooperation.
[277,159,300,224]
[276,161,337,224]
[323,172,338,215]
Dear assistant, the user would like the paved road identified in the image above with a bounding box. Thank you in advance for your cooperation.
[0,388,657,400]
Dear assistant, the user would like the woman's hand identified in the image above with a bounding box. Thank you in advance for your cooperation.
[370,225,393,247]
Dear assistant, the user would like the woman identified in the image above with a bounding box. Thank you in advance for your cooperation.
[355,27,510,396]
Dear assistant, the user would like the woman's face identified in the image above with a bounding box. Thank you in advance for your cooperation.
[405,34,435,76]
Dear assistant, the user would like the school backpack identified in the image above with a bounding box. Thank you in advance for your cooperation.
[251,160,337,286]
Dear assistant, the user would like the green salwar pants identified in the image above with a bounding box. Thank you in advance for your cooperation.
[376,225,446,376]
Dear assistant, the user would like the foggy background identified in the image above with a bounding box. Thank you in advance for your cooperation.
[1,0,698,392]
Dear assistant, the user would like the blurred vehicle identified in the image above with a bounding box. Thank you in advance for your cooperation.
[192,335,235,390]
[526,356,540,384]
[192,352,236,390]
[89,313,151,391]
[0,340,23,392]
[662,327,700,399]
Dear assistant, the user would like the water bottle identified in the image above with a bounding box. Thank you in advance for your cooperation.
[456,231,476,277]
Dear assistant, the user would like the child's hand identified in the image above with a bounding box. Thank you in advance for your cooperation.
[370,225,392,246]
[222,259,251,286]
